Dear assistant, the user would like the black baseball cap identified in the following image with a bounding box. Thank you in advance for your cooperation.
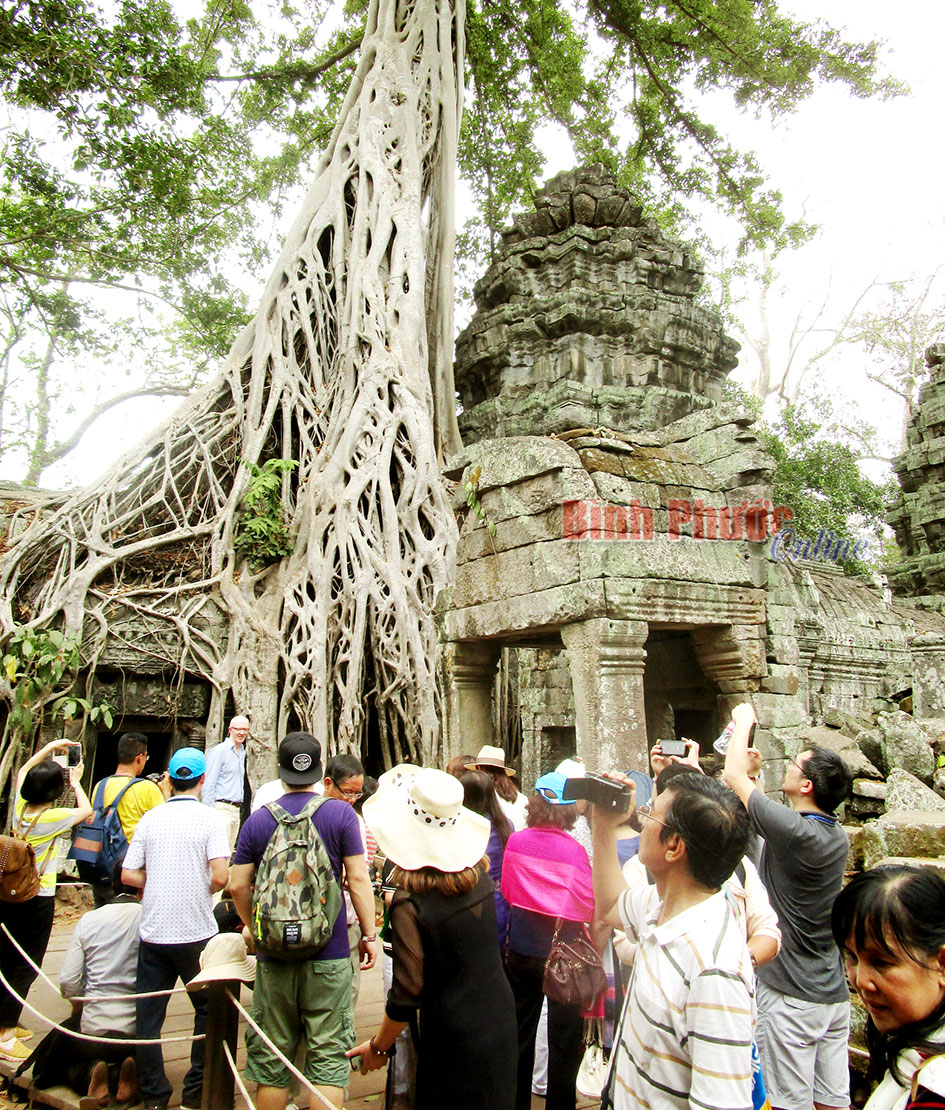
[278,732,322,785]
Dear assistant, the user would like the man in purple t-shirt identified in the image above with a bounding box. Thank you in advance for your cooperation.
[230,733,377,1110]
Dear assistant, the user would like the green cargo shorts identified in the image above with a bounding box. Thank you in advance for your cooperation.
[244,957,355,1090]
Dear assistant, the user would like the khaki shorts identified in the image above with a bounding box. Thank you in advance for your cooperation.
[755,979,850,1110]
[244,957,354,1089]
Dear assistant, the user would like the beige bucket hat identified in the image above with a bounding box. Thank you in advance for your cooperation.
[187,932,256,990]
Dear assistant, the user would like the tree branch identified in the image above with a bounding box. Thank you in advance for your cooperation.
[209,36,363,85]
[26,385,196,483]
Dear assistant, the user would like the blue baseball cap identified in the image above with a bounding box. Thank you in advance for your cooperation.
[168,747,206,782]
[535,771,575,805]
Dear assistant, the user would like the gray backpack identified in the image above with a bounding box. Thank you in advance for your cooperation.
[251,796,343,959]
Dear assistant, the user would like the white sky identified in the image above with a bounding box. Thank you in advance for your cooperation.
[42,0,945,488]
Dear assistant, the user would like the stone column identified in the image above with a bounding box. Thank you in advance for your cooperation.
[441,641,501,763]
[561,619,649,774]
[912,632,945,717]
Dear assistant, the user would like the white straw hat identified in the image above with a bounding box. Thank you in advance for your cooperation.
[465,745,515,776]
[187,933,256,990]
[363,765,490,873]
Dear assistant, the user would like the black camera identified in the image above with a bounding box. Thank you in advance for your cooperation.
[561,771,632,815]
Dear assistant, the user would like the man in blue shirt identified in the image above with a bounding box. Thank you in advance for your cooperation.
[202,715,249,852]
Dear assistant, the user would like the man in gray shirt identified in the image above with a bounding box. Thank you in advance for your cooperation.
[724,703,853,1110]
[60,871,143,1104]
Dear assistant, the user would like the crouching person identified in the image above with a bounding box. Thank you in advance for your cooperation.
[59,867,143,1106]
[592,770,755,1110]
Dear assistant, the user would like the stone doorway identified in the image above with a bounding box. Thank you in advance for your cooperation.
[89,725,174,785]
[643,629,724,756]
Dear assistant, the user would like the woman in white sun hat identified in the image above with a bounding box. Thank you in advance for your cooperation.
[347,766,516,1109]
[464,745,528,831]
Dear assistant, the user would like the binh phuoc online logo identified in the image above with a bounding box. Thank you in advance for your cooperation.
[770,526,869,566]
[562,498,793,542]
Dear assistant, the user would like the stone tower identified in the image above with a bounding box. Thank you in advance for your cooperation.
[455,164,738,442]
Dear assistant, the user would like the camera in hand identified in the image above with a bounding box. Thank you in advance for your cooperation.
[67,743,82,767]
[562,771,632,814]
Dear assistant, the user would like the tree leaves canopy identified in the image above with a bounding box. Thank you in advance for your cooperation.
[0,0,896,481]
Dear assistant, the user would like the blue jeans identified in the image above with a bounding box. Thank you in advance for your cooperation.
[135,938,210,1106]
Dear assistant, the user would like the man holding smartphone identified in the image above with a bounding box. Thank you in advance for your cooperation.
[723,703,853,1110]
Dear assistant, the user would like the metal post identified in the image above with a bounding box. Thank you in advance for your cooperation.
[201,980,239,1110]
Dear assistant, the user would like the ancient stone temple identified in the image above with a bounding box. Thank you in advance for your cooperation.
[888,343,945,599]
[438,166,945,790]
[8,164,945,812]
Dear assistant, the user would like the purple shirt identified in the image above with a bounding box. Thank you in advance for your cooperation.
[234,791,363,960]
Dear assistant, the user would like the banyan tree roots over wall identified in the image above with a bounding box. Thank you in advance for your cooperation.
[0,0,464,779]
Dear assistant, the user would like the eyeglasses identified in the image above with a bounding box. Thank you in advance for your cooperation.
[637,802,674,831]
[791,756,809,777]
[332,782,364,801]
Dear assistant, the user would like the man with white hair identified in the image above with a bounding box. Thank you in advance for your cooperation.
[203,715,250,852]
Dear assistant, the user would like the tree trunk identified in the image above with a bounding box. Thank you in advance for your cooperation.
[0,0,463,772]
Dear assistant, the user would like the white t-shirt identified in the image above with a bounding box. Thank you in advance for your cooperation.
[123,795,229,944]
[498,791,528,831]
[251,779,323,813]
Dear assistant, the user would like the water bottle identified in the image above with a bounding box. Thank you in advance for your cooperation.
[713,722,735,755]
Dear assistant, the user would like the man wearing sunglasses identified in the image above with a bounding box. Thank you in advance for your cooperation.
[593,768,754,1110]
[323,754,374,1006]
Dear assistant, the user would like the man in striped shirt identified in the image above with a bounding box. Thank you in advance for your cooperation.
[593,771,754,1110]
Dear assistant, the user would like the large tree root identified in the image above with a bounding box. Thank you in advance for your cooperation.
[0,0,463,782]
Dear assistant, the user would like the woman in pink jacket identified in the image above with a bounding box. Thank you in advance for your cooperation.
[501,772,595,1110]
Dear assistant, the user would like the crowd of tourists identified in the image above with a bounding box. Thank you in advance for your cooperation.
[0,706,944,1110]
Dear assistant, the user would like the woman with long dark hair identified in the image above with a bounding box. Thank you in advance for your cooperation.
[461,770,512,949]
[500,772,595,1110]
[465,746,528,830]
[831,864,945,1109]
[0,740,92,1061]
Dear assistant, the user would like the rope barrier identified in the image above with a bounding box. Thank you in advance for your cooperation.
[0,961,204,1046]
[224,989,340,1110]
[1,924,187,1003]
[223,1040,257,1110]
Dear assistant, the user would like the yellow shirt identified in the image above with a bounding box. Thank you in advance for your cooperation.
[14,798,74,894]
[98,776,165,843]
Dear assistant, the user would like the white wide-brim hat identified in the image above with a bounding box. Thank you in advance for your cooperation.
[465,744,515,776]
[363,765,491,873]
[187,932,256,990]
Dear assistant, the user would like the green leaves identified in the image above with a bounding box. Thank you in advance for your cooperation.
[1,623,90,740]
[234,456,299,565]
[462,466,497,538]
[760,393,898,572]
[51,694,113,728]
[0,0,898,483]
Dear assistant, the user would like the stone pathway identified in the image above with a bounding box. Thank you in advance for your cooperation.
[1,910,598,1109]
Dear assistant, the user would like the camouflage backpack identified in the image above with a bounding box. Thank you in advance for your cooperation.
[252,795,344,959]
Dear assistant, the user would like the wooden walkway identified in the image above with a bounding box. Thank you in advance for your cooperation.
[1,907,597,1110]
